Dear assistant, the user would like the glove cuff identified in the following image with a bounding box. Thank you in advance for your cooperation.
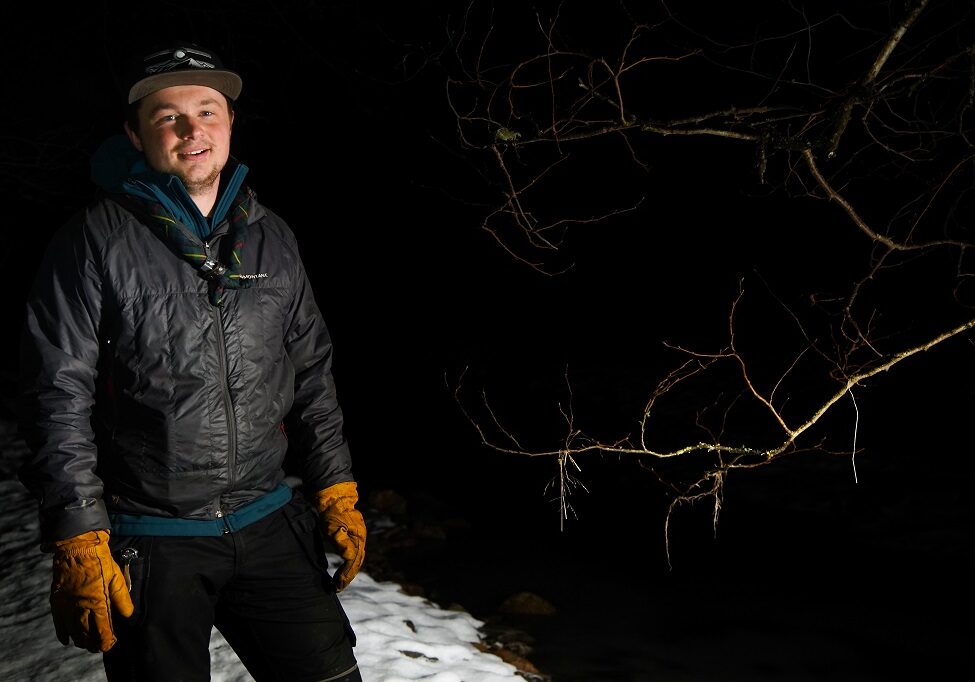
[313,481,359,513]
[47,529,111,556]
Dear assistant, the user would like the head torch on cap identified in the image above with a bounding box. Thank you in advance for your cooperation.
[125,43,242,104]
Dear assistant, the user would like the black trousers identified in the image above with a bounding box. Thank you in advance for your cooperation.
[103,494,361,682]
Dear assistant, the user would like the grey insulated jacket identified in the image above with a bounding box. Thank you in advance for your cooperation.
[18,189,353,542]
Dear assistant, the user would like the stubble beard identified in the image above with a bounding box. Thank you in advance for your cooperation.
[181,166,223,197]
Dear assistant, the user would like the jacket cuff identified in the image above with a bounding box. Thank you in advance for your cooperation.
[39,498,111,544]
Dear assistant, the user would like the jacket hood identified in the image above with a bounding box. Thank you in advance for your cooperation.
[91,134,148,193]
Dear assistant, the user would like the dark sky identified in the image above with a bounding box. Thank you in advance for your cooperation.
[4,0,973,557]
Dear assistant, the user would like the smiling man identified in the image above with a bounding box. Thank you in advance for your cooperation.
[18,42,365,682]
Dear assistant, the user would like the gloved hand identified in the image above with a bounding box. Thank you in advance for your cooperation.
[314,481,366,592]
[47,529,134,653]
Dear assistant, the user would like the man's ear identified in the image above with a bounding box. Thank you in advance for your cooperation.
[124,121,143,152]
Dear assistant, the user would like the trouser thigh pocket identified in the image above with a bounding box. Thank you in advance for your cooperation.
[280,495,358,647]
[281,494,333,579]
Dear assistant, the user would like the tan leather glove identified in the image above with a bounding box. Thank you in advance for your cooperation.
[48,529,134,653]
[314,481,366,592]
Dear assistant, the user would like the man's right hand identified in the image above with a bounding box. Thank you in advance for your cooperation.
[48,529,134,653]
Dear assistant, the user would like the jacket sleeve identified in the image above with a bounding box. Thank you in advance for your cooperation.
[281,247,355,493]
[17,216,111,543]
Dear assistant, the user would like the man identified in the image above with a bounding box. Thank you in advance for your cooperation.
[18,41,366,682]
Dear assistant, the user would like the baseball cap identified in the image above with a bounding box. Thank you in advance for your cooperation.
[125,42,242,104]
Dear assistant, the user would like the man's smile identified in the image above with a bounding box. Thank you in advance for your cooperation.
[177,147,211,161]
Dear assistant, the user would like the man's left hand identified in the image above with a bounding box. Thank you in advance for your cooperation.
[313,481,366,592]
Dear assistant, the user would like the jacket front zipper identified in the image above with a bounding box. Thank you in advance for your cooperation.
[206,239,238,490]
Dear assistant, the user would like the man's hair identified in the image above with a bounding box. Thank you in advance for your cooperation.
[125,93,235,136]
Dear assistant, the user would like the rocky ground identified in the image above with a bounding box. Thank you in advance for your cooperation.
[357,455,974,682]
[359,488,553,681]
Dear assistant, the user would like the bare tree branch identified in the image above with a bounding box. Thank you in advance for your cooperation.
[442,0,975,562]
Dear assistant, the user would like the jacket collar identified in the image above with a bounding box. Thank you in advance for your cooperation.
[91,134,250,241]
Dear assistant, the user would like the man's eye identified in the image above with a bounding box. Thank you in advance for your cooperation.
[201,111,214,117]
[161,114,178,122]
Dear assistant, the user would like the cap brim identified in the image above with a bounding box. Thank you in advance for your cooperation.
[128,70,242,104]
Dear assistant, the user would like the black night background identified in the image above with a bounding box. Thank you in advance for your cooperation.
[3,2,974,680]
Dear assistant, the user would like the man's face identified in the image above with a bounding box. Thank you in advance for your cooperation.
[125,84,234,197]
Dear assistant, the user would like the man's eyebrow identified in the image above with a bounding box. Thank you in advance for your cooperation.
[146,98,222,118]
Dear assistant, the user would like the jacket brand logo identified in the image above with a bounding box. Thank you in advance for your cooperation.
[237,273,269,280]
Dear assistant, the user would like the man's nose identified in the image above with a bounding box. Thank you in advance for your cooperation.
[177,117,202,138]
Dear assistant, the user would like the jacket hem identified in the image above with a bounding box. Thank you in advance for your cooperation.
[108,483,293,536]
